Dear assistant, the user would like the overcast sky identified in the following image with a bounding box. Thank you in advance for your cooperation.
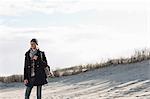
[0,0,150,76]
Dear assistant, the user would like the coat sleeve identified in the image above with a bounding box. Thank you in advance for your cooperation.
[42,51,48,64]
[24,52,28,80]
[43,51,50,71]
[41,51,50,69]
[42,51,51,74]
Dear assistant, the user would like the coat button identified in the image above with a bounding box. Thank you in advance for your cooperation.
[28,66,30,68]
[37,65,39,67]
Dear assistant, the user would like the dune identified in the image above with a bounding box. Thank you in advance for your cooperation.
[0,60,150,99]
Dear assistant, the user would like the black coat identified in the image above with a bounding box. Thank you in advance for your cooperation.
[24,48,48,87]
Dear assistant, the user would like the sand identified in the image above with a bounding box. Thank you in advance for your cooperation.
[0,60,150,99]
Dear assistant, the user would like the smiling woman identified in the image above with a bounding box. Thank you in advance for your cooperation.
[24,38,48,99]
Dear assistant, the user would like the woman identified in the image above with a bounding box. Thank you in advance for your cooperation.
[24,38,48,99]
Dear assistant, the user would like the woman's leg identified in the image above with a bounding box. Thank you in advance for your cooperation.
[37,85,42,99]
[25,86,33,99]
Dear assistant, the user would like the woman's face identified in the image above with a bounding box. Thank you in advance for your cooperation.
[30,42,37,49]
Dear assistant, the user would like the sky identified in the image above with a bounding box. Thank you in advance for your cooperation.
[0,0,150,76]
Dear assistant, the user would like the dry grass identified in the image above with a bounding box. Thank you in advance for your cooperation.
[0,74,23,83]
[1,48,150,83]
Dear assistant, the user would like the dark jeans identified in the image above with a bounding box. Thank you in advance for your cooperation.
[25,85,42,99]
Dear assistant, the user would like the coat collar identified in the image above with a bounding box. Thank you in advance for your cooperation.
[26,48,41,55]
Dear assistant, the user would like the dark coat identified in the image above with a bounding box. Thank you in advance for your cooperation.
[24,48,48,87]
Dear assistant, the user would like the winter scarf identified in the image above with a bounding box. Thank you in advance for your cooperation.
[29,48,38,77]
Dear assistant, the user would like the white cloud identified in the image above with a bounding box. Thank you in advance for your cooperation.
[0,0,149,16]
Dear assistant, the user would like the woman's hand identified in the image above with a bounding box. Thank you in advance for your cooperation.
[50,71,55,78]
[24,79,28,85]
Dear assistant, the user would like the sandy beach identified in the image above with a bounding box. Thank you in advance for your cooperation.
[0,60,150,99]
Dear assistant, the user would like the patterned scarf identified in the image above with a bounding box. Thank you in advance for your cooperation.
[29,48,38,77]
